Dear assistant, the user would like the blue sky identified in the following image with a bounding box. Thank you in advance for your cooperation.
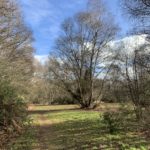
[18,0,131,55]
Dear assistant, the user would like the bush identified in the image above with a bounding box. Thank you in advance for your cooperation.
[102,111,121,134]
[102,106,132,134]
[0,80,27,133]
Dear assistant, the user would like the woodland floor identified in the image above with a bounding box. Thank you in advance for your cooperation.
[8,104,150,150]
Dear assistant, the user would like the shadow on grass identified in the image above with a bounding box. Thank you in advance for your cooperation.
[33,118,150,150]
[11,105,150,150]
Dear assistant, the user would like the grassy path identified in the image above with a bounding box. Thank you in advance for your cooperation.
[10,104,150,150]
[29,105,102,150]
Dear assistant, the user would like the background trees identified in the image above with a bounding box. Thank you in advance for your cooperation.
[48,1,118,108]
[30,58,72,105]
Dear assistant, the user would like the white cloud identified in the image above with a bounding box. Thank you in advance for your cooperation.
[34,55,49,64]
[110,34,149,54]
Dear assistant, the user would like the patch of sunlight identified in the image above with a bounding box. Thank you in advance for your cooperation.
[33,118,64,126]
[47,110,100,122]
[28,104,79,111]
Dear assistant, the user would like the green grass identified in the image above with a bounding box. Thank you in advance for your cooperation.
[9,105,150,150]
[7,127,37,150]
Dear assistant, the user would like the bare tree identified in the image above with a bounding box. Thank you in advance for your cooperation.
[48,2,118,108]
[0,0,34,94]
[115,42,150,119]
[0,0,34,136]
[113,0,150,122]
[122,0,150,35]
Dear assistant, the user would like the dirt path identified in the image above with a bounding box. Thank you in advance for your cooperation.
[28,106,55,149]
[34,115,52,150]
[28,105,79,150]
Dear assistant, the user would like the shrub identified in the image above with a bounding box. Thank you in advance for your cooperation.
[0,80,27,133]
[101,103,145,135]
[102,106,132,134]
[102,111,121,134]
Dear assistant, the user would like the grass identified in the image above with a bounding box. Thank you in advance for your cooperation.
[8,104,150,150]
[8,128,37,150]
